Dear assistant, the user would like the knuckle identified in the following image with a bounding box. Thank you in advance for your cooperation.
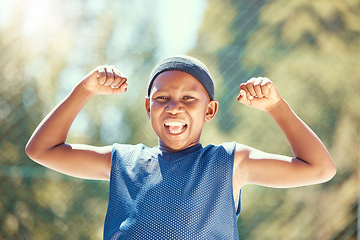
[245,82,253,87]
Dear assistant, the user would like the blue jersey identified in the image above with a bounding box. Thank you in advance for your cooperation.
[103,143,241,239]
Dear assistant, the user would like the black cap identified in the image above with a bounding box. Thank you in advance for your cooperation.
[148,56,214,100]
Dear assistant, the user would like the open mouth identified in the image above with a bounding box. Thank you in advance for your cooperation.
[164,122,187,135]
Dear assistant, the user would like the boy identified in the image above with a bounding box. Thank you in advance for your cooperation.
[26,56,336,239]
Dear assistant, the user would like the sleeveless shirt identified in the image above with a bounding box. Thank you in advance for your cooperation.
[103,142,241,240]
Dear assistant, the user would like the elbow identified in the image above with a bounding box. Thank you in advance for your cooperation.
[317,161,337,183]
[326,165,337,181]
[25,142,36,160]
[25,141,43,162]
[300,155,337,184]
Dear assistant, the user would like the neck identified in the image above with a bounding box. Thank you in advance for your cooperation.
[159,140,200,153]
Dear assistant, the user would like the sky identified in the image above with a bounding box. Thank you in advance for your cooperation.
[156,0,207,57]
[0,0,207,58]
[0,0,207,139]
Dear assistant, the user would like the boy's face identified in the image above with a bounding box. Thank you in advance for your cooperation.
[145,70,218,152]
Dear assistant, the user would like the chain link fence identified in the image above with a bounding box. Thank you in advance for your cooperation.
[0,0,358,239]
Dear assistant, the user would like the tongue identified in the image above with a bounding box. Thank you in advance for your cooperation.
[168,125,184,133]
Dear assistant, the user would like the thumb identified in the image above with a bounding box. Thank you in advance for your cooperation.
[110,82,129,93]
[82,67,100,83]
[237,89,247,103]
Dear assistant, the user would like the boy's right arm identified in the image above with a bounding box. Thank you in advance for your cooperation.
[25,65,128,181]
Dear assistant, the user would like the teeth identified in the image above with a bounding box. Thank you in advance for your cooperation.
[164,122,185,127]
[169,128,185,134]
[164,122,187,134]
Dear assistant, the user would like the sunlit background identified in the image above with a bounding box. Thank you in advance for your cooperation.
[0,0,358,239]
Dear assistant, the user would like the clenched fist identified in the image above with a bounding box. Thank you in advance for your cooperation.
[237,77,282,112]
[80,65,128,96]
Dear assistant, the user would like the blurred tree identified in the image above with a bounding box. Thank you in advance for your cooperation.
[0,0,159,239]
[192,0,359,239]
[1,0,358,239]
[241,1,359,239]
[0,1,89,238]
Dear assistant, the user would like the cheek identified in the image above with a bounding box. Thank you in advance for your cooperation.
[149,102,161,113]
[151,101,166,111]
[189,106,208,122]
[149,106,163,127]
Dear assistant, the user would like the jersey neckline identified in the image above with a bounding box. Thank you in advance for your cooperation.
[157,143,203,162]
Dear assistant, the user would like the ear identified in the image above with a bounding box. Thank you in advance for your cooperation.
[205,100,218,122]
[145,97,151,118]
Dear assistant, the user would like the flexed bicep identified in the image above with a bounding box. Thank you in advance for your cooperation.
[233,143,330,189]
[27,143,112,181]
[25,65,125,181]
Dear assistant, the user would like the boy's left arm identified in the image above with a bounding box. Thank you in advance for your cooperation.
[234,77,336,189]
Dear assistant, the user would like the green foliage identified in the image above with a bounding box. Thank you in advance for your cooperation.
[193,0,359,239]
[0,0,159,239]
[0,0,358,239]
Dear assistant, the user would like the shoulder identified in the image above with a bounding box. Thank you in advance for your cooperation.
[233,143,264,171]
[204,142,236,150]
[112,143,149,153]
[234,142,276,160]
[202,142,237,160]
[234,143,291,162]
[111,143,156,165]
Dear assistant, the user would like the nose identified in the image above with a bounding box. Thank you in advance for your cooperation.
[166,99,184,115]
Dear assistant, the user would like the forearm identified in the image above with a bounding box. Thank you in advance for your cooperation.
[26,83,93,155]
[267,99,335,173]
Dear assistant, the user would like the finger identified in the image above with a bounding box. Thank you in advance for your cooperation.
[253,78,264,98]
[120,82,128,92]
[112,67,125,79]
[110,67,127,88]
[260,78,273,96]
[112,82,128,93]
[237,89,247,102]
[97,66,107,85]
[103,66,115,87]
[245,79,257,98]
[239,82,253,100]
[112,77,127,89]
[110,68,121,88]
[90,67,100,80]
[261,82,270,96]
[239,83,253,102]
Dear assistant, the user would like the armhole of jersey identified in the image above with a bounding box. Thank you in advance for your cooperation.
[235,190,241,216]
[223,142,242,217]
[109,143,118,182]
